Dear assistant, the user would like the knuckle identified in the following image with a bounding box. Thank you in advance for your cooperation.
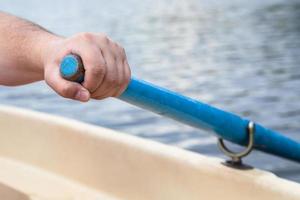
[120,47,126,55]
[115,44,126,58]
[115,43,121,50]
[79,32,94,42]
[97,32,106,38]
[114,42,122,51]
[98,33,110,44]
[104,37,110,44]
[113,42,119,47]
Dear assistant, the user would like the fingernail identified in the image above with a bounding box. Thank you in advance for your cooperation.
[75,89,90,102]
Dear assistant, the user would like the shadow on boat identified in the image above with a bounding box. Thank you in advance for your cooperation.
[0,182,30,200]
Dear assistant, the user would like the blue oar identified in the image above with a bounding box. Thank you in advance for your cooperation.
[60,54,300,163]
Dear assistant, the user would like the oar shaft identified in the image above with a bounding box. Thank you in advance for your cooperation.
[60,54,300,163]
[119,77,300,163]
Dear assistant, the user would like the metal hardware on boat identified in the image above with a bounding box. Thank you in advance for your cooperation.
[218,121,255,168]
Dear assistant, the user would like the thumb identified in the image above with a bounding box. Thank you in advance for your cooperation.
[45,65,90,102]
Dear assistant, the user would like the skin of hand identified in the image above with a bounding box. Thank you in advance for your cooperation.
[43,33,131,102]
[0,12,131,102]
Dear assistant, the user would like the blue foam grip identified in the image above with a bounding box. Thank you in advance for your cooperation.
[60,54,84,83]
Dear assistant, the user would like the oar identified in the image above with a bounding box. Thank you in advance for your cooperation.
[60,54,300,163]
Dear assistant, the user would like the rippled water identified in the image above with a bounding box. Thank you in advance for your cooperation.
[1,0,300,182]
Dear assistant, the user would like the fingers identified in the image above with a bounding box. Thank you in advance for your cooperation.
[91,47,118,99]
[68,33,106,93]
[45,64,90,102]
[91,36,131,99]
[44,32,131,102]
[117,59,131,96]
[112,49,131,97]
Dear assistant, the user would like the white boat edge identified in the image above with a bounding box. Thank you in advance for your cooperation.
[0,104,300,200]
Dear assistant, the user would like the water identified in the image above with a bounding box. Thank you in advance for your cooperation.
[1,0,300,182]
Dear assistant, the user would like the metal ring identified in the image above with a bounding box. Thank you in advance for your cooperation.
[217,121,255,164]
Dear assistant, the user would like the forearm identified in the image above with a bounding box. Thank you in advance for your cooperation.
[0,12,130,102]
[0,11,62,86]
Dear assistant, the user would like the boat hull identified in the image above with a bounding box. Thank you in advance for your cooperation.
[0,105,299,200]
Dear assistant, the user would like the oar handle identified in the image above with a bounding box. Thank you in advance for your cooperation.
[60,54,85,83]
[60,54,300,163]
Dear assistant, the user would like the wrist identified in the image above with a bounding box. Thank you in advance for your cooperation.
[35,33,64,72]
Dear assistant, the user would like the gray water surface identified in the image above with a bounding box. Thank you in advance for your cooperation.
[1,0,300,182]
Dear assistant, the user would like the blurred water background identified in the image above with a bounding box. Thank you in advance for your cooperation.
[1,0,300,182]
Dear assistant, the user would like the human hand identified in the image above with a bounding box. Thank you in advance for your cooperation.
[43,32,131,102]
